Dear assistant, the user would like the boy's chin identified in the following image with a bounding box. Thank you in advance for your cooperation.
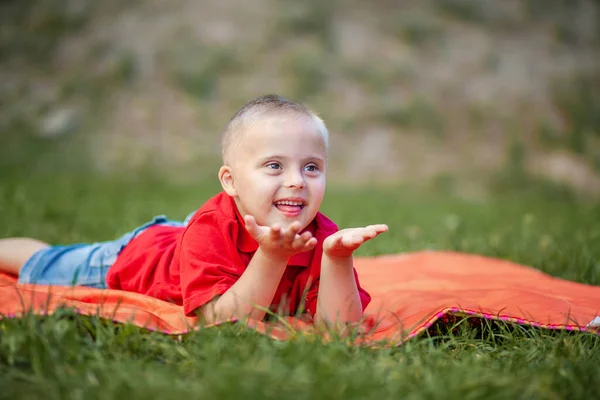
[280,214,318,231]
[265,216,310,231]
[259,209,317,230]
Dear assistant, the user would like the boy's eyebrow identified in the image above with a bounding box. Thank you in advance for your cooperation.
[258,155,326,163]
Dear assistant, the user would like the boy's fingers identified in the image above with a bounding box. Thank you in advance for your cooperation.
[302,237,317,251]
[331,233,344,247]
[339,233,352,247]
[290,232,312,250]
[354,225,388,241]
[358,227,376,238]
[343,232,365,247]
[291,235,303,250]
[281,228,294,242]
[269,224,282,239]
[283,221,301,241]
[352,234,366,246]
[299,231,313,242]
[244,215,260,238]
[367,227,382,238]
[367,224,389,233]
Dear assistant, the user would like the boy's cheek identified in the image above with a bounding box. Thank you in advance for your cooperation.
[312,181,327,202]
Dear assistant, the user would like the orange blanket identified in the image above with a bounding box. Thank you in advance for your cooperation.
[1,251,599,345]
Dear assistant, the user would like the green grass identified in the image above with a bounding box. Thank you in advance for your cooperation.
[1,167,600,399]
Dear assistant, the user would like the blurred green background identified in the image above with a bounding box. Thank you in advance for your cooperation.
[1,0,599,199]
[2,5,600,398]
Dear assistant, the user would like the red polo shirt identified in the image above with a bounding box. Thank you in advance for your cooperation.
[106,192,371,317]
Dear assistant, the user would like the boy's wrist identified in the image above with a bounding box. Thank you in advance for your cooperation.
[255,246,292,264]
[322,252,353,266]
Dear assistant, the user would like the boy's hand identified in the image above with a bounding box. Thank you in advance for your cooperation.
[323,224,389,259]
[244,215,317,260]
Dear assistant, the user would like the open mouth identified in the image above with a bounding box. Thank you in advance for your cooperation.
[274,199,306,214]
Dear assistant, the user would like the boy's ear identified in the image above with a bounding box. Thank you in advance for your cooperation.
[218,166,237,197]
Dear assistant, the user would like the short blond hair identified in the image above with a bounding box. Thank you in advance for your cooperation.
[221,94,329,165]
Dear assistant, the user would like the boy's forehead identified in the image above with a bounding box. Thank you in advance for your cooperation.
[224,110,328,166]
[240,114,326,146]
[251,113,316,132]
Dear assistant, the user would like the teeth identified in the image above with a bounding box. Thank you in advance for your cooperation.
[275,201,303,206]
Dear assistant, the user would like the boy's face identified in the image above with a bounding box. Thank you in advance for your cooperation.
[222,113,327,231]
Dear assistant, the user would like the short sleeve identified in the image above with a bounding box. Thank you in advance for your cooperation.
[180,211,246,316]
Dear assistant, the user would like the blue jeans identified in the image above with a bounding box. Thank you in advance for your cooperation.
[18,213,194,288]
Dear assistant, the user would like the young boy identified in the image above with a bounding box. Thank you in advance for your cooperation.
[0,95,388,326]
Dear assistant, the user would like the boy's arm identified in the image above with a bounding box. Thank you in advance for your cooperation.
[315,224,388,327]
[316,254,363,326]
[200,216,316,324]
[200,248,288,323]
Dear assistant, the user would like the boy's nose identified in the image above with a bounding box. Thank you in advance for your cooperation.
[285,171,306,189]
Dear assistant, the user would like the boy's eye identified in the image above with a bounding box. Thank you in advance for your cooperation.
[304,164,318,172]
[266,163,281,170]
